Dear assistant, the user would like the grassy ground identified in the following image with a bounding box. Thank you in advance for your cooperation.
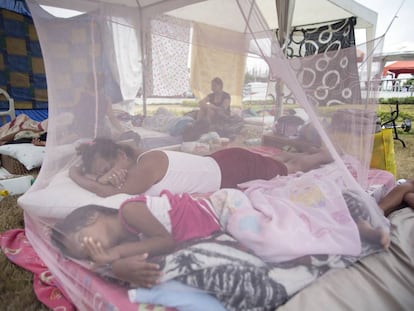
[378,104,414,179]
[393,133,414,179]
[0,195,50,310]
[0,108,413,310]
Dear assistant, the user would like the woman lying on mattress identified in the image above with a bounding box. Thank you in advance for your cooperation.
[51,187,389,288]
[69,137,333,197]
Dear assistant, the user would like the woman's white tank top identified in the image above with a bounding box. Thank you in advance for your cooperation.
[142,150,221,196]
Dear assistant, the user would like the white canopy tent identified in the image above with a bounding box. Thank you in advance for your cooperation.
[37,0,377,34]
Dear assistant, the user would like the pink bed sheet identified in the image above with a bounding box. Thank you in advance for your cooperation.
[1,216,176,311]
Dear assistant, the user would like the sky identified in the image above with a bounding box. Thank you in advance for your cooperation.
[355,0,414,52]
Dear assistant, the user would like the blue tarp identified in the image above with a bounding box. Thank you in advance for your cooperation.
[0,0,31,17]
[16,109,48,121]
[0,0,48,116]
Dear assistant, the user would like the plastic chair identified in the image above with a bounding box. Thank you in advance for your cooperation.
[0,88,16,125]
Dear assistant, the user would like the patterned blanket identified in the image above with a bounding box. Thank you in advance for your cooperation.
[155,230,383,311]
[0,114,47,144]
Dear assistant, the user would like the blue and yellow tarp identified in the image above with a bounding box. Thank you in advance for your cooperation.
[0,4,48,115]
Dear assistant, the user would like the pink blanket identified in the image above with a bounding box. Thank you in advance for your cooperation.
[236,169,362,262]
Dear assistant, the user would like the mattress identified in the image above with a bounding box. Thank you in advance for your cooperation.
[278,207,414,311]
[19,207,413,311]
[13,195,413,311]
[12,147,403,311]
[134,126,182,150]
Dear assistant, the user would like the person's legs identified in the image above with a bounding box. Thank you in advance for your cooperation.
[272,150,297,162]
[343,189,389,249]
[379,180,414,216]
[355,219,390,249]
[210,148,288,188]
[403,192,414,209]
[278,149,333,174]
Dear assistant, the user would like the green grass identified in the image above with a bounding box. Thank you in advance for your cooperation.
[0,195,50,310]
[376,104,414,179]
[393,132,414,179]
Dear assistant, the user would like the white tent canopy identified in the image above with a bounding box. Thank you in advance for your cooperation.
[37,0,377,37]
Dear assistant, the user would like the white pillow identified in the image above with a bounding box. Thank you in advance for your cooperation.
[18,169,134,218]
[0,143,45,170]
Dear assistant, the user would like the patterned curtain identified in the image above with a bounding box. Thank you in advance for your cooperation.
[147,15,191,97]
[283,17,356,58]
[276,17,359,106]
[190,22,246,106]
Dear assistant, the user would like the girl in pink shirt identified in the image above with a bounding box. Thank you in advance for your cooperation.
[51,187,388,268]
[51,190,222,266]
[51,187,389,287]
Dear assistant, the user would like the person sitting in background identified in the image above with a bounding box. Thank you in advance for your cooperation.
[183,77,244,141]
[197,77,231,124]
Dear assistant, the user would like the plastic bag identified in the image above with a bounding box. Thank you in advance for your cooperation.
[370,128,397,176]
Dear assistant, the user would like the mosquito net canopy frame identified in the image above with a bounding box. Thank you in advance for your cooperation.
[17,0,390,310]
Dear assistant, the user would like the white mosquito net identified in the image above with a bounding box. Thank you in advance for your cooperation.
[17,1,390,310]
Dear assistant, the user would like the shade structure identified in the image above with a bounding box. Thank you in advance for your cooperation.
[382,60,414,77]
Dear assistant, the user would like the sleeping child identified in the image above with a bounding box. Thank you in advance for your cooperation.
[51,188,389,275]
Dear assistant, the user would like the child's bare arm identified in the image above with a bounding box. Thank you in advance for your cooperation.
[114,201,176,258]
[112,234,175,260]
[117,159,160,195]
[112,254,162,288]
[83,201,175,265]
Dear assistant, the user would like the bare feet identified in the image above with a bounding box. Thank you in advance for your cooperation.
[357,219,390,249]
[342,190,390,250]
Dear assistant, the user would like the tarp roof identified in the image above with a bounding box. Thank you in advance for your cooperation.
[382,60,414,77]
[0,0,31,16]
[33,0,377,36]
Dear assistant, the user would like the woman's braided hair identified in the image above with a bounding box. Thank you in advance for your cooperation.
[76,137,135,174]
